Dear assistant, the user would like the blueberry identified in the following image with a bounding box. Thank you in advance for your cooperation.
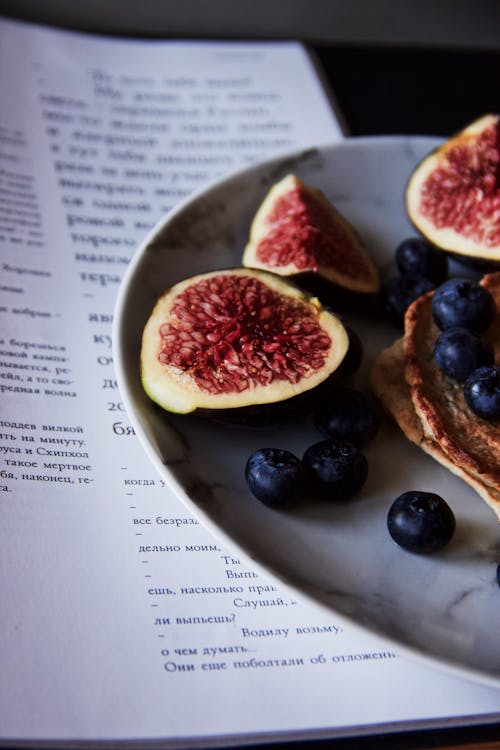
[245,448,307,509]
[382,274,435,328]
[387,491,456,554]
[336,324,363,378]
[433,327,494,382]
[313,387,379,445]
[302,439,368,501]
[463,366,500,421]
[396,237,448,285]
[431,277,496,333]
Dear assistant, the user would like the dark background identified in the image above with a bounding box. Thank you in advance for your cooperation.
[314,45,500,138]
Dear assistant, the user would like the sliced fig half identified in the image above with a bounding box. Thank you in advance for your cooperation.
[406,114,500,266]
[242,174,380,300]
[141,268,349,423]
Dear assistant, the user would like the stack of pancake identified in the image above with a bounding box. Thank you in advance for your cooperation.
[370,272,500,521]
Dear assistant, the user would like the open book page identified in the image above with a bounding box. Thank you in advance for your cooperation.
[0,15,499,746]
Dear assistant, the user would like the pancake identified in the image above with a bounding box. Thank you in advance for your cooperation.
[370,272,500,521]
[370,338,500,520]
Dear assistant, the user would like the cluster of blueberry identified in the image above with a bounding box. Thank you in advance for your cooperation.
[382,237,449,328]
[432,277,500,421]
[244,386,457,554]
[245,386,378,509]
[382,236,499,421]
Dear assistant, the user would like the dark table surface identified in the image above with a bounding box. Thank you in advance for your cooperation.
[313,43,500,140]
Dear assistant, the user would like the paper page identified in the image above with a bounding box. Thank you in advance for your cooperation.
[0,16,499,746]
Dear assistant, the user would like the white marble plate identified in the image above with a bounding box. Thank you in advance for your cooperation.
[113,137,500,688]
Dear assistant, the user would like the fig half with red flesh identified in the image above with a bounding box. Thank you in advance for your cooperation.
[406,114,500,267]
[242,174,380,301]
[141,268,349,423]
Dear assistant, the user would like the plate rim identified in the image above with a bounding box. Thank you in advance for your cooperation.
[113,135,500,692]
